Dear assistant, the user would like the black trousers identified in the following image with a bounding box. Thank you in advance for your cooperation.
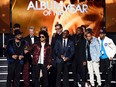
[72,60,86,87]
[32,64,48,87]
[6,60,23,87]
[100,58,112,85]
[47,66,57,87]
[56,62,69,87]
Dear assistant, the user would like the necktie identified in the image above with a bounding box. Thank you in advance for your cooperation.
[64,39,66,48]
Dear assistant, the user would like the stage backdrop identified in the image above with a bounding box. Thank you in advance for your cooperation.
[0,0,10,33]
[11,0,106,37]
[106,0,116,32]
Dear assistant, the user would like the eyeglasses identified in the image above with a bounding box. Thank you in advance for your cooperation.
[55,28,61,30]
[39,36,45,38]
[63,32,68,35]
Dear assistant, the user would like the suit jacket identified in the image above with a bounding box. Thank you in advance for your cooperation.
[6,39,27,64]
[72,34,86,64]
[5,33,14,45]
[24,35,39,46]
[51,33,63,49]
[30,42,52,66]
[54,39,75,64]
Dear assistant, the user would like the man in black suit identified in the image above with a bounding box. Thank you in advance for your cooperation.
[51,24,63,49]
[48,24,63,87]
[24,26,39,46]
[55,30,75,87]
[72,27,87,87]
[23,26,39,87]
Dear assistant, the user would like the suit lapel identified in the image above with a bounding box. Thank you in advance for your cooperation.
[62,39,69,53]
[65,39,69,51]
[28,35,32,45]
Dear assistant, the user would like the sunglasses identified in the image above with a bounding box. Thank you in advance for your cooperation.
[39,36,45,38]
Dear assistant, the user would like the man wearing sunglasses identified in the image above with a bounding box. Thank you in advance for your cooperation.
[30,31,52,87]
[51,24,63,49]
[55,30,75,87]
[50,24,63,87]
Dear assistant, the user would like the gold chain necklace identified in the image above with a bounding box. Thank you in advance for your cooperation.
[15,41,21,47]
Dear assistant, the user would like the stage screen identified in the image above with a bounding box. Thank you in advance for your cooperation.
[106,0,116,32]
[12,0,105,37]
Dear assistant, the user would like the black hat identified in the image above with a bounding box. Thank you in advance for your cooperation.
[13,23,21,28]
[99,28,106,34]
[14,30,22,36]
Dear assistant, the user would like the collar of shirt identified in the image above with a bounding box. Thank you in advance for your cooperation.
[30,35,34,38]
[63,38,68,47]
[41,42,45,47]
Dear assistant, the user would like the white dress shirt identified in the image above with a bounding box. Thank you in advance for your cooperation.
[30,36,34,44]
[38,42,45,64]
[63,38,68,47]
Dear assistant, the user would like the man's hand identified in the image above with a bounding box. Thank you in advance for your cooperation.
[19,55,24,60]
[83,61,86,66]
[47,65,52,70]
[61,55,65,59]
[63,57,69,62]
[24,50,29,54]
[12,55,18,59]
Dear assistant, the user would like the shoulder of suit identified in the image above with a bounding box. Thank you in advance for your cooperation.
[68,39,74,43]
[34,36,38,38]
[105,36,111,40]
[52,33,57,38]
[56,39,61,42]
[21,39,27,44]
[24,35,30,39]
[104,36,113,42]
[8,38,14,44]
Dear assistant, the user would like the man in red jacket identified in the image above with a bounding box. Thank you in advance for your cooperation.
[30,31,52,87]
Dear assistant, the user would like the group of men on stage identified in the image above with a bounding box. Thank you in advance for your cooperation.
[5,23,116,87]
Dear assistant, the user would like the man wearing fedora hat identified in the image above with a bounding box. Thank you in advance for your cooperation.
[5,23,21,48]
[6,30,27,87]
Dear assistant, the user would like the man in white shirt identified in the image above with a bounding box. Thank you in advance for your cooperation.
[98,28,116,87]
[24,26,39,46]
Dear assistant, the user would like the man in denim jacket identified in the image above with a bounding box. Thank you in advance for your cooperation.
[86,30,101,87]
